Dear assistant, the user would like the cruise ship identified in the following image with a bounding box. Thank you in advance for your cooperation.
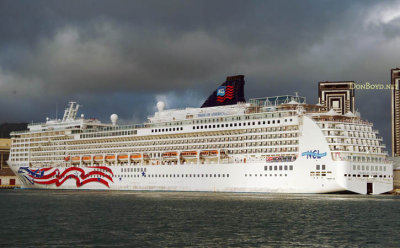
[8,75,393,194]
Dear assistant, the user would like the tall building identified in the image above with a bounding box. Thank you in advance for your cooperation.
[318,81,355,114]
[391,68,400,157]
[0,138,20,188]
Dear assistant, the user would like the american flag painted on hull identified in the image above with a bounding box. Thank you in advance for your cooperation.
[18,166,114,188]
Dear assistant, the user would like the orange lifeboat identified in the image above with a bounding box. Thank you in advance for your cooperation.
[71,156,80,164]
[64,156,70,162]
[130,154,142,160]
[118,154,129,161]
[200,150,218,157]
[93,155,103,162]
[181,151,197,157]
[82,156,92,163]
[162,152,178,158]
[105,155,116,162]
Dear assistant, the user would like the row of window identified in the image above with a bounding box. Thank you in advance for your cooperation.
[121,167,146,173]
[320,123,372,132]
[152,127,184,133]
[264,165,294,171]
[151,119,295,134]
[352,164,387,171]
[117,173,230,178]
[344,174,391,178]
[192,119,291,130]
[245,173,288,177]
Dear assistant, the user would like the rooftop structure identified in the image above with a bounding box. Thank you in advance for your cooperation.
[318,81,355,114]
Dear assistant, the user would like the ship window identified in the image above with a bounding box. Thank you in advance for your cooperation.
[209,125,212,128]
[322,164,326,170]
[180,127,183,130]
[193,126,195,130]
[234,123,237,127]
[217,124,220,128]
[277,120,280,124]
[272,120,275,124]
[274,166,277,170]
[289,165,293,170]
[316,165,320,170]
[230,123,233,127]
[213,125,216,128]
[239,123,241,126]
[264,166,268,170]
[279,166,282,170]
[253,122,255,125]
[269,166,272,170]
[268,121,270,124]
[284,165,288,170]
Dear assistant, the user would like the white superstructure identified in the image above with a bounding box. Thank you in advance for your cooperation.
[8,94,393,194]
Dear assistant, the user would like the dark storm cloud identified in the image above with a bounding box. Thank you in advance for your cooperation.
[0,0,399,152]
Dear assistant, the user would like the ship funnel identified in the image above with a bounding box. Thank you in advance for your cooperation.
[201,75,246,108]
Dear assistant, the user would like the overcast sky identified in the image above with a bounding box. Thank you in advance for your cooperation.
[0,0,399,153]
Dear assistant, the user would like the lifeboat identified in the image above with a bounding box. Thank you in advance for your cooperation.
[143,153,150,160]
[200,150,218,157]
[64,156,70,162]
[130,154,142,160]
[82,156,92,163]
[105,154,116,162]
[162,152,178,159]
[93,155,103,162]
[181,151,197,158]
[118,154,129,162]
[71,156,80,164]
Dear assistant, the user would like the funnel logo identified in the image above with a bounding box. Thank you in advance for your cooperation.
[301,150,327,159]
[217,85,234,102]
[217,86,226,96]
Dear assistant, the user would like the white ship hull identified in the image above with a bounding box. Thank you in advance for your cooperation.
[10,158,393,194]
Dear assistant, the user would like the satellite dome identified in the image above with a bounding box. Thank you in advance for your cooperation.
[110,114,118,126]
[157,101,165,112]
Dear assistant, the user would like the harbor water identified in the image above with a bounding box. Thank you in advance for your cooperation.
[0,190,399,247]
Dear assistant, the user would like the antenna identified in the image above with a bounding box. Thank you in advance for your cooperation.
[56,103,58,120]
